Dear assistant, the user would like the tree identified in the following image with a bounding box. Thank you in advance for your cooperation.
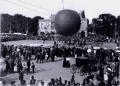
[99,14,116,37]
[87,24,93,33]
[92,18,104,36]
[31,16,44,35]
[92,14,116,37]
[1,14,12,33]
[1,14,44,35]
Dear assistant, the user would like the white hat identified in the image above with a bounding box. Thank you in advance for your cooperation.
[66,58,70,61]
[107,67,112,72]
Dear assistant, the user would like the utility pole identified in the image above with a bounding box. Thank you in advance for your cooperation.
[114,21,117,39]
[92,22,95,38]
[26,22,28,34]
[9,22,12,33]
[118,23,120,38]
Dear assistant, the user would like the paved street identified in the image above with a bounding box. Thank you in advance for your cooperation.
[1,57,86,85]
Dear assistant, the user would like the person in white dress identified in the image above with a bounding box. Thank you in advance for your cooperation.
[45,53,49,62]
[14,62,17,73]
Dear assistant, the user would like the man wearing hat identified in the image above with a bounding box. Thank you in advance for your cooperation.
[30,76,36,85]
[19,70,24,84]
[107,70,113,86]
[41,80,44,86]
[26,59,31,73]
[9,81,16,86]
[21,79,26,86]
[88,79,94,86]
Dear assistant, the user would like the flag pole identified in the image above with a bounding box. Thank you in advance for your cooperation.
[62,0,64,10]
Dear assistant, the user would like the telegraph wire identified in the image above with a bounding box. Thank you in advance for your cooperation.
[17,0,56,13]
[5,0,50,16]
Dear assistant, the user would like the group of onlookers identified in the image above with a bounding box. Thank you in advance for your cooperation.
[1,75,81,86]
[80,46,119,86]
[1,44,88,63]
[1,34,120,86]
[2,33,117,43]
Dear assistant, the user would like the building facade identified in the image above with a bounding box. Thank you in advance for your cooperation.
[79,10,88,37]
[38,11,88,37]
[38,19,55,35]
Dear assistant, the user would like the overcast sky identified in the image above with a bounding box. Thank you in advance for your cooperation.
[1,0,120,23]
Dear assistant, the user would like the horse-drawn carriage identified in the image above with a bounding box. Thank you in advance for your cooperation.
[70,56,96,76]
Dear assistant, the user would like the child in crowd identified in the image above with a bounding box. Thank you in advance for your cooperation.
[31,62,35,73]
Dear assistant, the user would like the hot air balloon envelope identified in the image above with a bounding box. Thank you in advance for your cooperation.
[54,9,81,36]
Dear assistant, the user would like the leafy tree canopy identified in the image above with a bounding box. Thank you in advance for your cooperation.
[1,14,44,35]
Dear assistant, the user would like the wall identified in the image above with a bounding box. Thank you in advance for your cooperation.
[79,19,88,37]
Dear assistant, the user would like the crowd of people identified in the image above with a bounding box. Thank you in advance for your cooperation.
[75,45,119,86]
[1,43,88,63]
[1,34,26,42]
[2,33,118,44]
[1,34,120,86]
[1,42,120,85]
[0,75,81,86]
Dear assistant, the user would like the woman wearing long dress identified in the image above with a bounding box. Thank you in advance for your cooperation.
[63,57,66,67]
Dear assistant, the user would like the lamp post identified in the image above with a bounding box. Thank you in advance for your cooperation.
[9,22,12,33]
[114,18,117,39]
[26,22,28,34]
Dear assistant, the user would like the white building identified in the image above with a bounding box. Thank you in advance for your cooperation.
[38,11,88,37]
[38,19,55,34]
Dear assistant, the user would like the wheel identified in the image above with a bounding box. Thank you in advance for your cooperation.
[70,64,77,74]
[76,82,80,86]
[79,65,86,76]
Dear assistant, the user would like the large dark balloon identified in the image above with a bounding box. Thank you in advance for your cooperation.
[54,9,81,36]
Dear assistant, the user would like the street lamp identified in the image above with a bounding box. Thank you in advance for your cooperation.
[9,22,12,33]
